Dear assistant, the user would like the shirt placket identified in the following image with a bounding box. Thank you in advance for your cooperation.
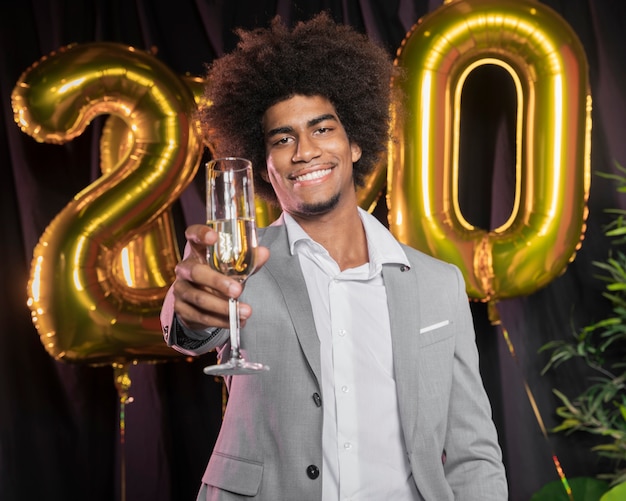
[329,276,360,501]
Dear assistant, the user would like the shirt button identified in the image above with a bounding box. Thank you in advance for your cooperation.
[306,464,320,479]
[338,329,346,337]
[344,442,352,450]
[341,385,349,393]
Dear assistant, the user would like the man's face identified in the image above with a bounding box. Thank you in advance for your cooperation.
[262,94,362,218]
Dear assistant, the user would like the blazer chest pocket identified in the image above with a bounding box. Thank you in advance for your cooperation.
[204,452,263,496]
[417,320,454,349]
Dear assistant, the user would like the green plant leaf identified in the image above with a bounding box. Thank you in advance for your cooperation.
[620,404,626,422]
[600,481,626,501]
[531,477,609,501]
[606,227,626,237]
[538,168,626,485]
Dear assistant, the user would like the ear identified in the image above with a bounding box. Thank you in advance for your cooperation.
[351,142,362,163]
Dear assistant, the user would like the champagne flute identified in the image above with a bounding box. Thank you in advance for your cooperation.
[203,157,269,375]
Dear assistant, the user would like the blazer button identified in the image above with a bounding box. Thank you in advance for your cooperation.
[312,392,322,407]
[306,464,320,479]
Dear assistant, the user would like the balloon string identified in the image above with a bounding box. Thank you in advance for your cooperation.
[488,302,573,501]
[113,362,134,501]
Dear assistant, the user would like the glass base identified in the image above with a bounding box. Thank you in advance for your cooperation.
[203,358,270,376]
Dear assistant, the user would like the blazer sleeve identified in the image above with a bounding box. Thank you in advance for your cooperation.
[159,243,229,357]
[443,266,508,499]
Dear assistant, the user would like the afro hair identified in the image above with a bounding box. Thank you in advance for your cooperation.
[197,12,401,205]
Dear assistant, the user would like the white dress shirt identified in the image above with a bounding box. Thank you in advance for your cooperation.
[283,208,419,501]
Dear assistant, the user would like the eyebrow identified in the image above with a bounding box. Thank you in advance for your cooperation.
[265,113,338,138]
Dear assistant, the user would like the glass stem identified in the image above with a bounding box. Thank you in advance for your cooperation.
[229,297,242,360]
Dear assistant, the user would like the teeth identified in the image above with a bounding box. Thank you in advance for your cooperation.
[295,169,331,182]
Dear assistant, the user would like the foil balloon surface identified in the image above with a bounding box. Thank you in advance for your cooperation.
[388,0,592,301]
[16,0,593,365]
[14,42,202,364]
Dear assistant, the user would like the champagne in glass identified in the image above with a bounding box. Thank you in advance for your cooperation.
[208,219,257,278]
[203,157,269,375]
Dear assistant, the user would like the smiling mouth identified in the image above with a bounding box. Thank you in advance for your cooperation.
[293,168,332,182]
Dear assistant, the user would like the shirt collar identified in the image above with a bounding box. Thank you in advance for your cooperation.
[280,208,410,271]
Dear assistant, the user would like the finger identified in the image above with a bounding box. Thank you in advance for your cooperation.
[175,259,242,298]
[184,224,216,260]
[173,279,229,326]
[173,278,253,329]
[175,299,229,330]
[185,224,214,244]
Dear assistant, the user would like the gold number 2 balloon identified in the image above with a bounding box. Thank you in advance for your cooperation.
[388,0,592,301]
[13,42,202,364]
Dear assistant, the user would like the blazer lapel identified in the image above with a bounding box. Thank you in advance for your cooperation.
[261,225,322,386]
[383,262,422,445]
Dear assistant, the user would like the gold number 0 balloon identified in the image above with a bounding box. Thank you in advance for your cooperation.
[13,42,202,364]
[388,0,592,301]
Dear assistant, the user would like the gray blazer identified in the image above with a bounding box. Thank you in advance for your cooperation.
[161,223,508,500]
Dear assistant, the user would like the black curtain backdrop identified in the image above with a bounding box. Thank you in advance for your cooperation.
[1,1,625,500]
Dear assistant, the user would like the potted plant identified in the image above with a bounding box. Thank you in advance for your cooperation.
[534,167,626,501]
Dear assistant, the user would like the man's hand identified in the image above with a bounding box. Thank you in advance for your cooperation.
[171,224,270,330]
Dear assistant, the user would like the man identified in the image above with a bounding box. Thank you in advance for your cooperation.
[161,13,508,500]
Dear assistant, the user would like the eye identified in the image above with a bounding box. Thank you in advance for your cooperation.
[314,126,332,135]
[271,136,293,146]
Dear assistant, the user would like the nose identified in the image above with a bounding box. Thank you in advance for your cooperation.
[292,135,321,163]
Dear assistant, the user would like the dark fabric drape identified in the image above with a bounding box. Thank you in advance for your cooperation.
[1,1,624,500]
